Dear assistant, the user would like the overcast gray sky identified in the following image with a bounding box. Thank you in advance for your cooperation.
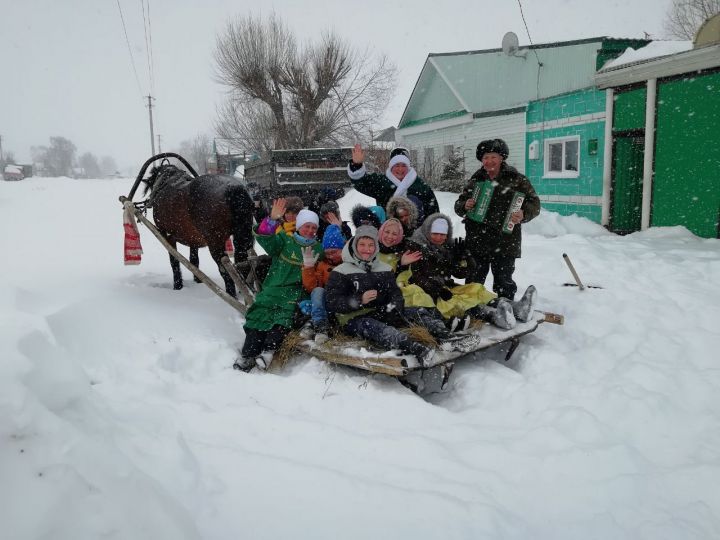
[0,0,674,171]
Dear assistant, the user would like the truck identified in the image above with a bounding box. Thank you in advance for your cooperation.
[3,164,25,181]
[243,147,353,210]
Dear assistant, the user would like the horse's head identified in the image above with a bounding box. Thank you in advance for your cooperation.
[142,162,185,196]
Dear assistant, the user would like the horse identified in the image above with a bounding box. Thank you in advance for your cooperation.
[140,160,255,299]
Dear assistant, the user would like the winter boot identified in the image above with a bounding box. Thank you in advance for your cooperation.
[233,355,256,372]
[458,314,472,331]
[468,301,516,330]
[406,342,436,368]
[439,333,483,353]
[299,321,315,339]
[312,320,330,344]
[254,351,275,371]
[447,315,471,332]
[512,285,537,322]
[493,298,517,330]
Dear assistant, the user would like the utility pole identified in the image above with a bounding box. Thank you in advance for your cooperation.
[146,95,156,155]
[156,134,162,153]
[0,134,4,163]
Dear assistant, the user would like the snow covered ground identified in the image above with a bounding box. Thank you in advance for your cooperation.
[2,176,720,539]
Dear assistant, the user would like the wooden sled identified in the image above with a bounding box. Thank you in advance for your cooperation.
[290,310,563,395]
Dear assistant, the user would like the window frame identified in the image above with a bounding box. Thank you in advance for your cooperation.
[543,135,580,178]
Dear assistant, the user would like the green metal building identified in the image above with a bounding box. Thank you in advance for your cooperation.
[396,37,648,222]
[596,42,720,238]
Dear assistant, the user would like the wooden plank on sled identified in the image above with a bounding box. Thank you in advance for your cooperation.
[120,197,248,315]
[296,342,409,377]
[220,256,255,307]
[540,311,564,325]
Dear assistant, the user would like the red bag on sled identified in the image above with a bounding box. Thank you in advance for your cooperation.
[123,204,143,265]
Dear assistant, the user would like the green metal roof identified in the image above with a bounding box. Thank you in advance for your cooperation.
[399,37,650,128]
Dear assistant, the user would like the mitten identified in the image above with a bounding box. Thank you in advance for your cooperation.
[452,237,466,258]
[301,246,319,267]
[439,288,454,301]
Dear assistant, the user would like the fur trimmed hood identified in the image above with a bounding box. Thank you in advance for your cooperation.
[386,196,419,230]
[411,212,454,246]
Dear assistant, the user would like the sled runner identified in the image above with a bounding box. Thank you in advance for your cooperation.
[284,310,563,395]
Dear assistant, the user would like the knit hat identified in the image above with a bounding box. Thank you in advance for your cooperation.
[351,225,379,263]
[388,154,411,170]
[476,138,509,161]
[295,209,319,230]
[320,201,340,217]
[284,196,305,215]
[389,147,410,159]
[351,204,382,229]
[430,218,449,234]
[322,224,345,250]
[369,205,386,224]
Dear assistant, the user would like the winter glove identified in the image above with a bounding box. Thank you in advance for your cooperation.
[439,288,454,301]
[301,246,319,268]
[452,237,466,259]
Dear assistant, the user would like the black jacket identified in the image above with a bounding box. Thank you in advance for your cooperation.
[325,227,405,327]
[407,213,472,301]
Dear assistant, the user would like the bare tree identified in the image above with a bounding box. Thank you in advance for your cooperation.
[2,151,16,166]
[664,0,720,39]
[213,13,397,151]
[178,134,212,174]
[100,156,118,176]
[33,137,76,177]
[78,152,101,178]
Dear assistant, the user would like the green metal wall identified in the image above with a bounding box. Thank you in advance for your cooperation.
[653,72,720,238]
[613,87,646,131]
[526,88,606,221]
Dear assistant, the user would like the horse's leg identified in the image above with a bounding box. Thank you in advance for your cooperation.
[168,239,183,290]
[190,247,202,283]
[209,244,237,299]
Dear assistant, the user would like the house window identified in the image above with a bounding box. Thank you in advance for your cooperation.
[423,147,435,176]
[544,136,580,178]
[443,144,454,158]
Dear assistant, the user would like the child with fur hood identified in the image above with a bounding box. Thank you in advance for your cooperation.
[325,226,466,367]
[386,195,421,236]
[403,213,537,330]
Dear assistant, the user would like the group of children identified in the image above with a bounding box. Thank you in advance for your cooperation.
[233,192,537,372]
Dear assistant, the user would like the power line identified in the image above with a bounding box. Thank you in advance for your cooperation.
[516,0,542,66]
[141,0,155,94]
[116,0,144,96]
[516,0,543,101]
[141,0,160,149]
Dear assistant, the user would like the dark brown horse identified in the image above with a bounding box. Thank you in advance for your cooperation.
[136,156,254,298]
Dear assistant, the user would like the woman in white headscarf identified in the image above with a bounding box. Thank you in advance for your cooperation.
[347,145,439,218]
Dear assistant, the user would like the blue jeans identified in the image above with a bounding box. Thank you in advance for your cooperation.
[310,287,328,324]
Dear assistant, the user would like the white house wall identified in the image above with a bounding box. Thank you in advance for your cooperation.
[396,111,527,177]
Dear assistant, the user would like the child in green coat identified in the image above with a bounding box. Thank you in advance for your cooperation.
[234,202,323,371]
